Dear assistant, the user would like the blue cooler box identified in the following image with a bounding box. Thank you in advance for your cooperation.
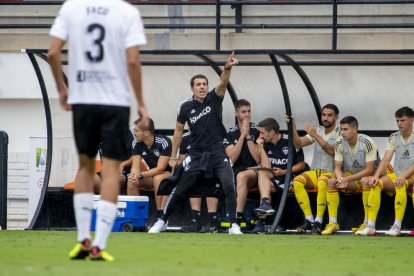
[91,195,149,232]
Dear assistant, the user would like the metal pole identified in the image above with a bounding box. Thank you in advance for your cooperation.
[332,0,338,50]
[268,54,294,233]
[216,0,221,50]
[0,131,8,230]
[235,0,243,33]
[26,52,53,230]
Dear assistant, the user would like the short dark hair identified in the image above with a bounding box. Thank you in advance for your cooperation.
[190,74,208,88]
[135,117,155,134]
[258,118,280,133]
[322,103,339,115]
[340,116,358,128]
[234,99,251,110]
[395,106,414,118]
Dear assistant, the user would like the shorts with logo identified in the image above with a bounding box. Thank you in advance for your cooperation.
[72,104,130,161]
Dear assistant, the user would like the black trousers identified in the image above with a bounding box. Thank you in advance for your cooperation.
[162,152,236,223]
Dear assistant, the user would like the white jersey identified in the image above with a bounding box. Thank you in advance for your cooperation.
[49,0,146,107]
[335,134,378,174]
[387,131,414,175]
[306,125,340,172]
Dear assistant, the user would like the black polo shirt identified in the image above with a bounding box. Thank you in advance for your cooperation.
[264,133,304,171]
[223,123,260,171]
[132,134,172,171]
[177,89,227,152]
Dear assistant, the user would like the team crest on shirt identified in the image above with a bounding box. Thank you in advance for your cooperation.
[142,152,147,156]
[282,147,288,155]
[153,149,160,157]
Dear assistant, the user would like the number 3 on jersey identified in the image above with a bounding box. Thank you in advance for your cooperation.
[86,23,105,63]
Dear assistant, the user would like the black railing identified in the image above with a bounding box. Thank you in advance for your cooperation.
[2,0,414,50]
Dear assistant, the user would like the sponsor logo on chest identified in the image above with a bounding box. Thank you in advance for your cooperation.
[189,106,211,124]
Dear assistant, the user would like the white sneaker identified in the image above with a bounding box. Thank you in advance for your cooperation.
[357,226,377,236]
[228,223,243,235]
[148,219,168,234]
[385,225,401,237]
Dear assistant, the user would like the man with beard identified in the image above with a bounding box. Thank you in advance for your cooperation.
[286,104,340,234]
[224,99,260,227]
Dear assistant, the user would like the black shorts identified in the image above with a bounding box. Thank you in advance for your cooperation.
[72,104,130,161]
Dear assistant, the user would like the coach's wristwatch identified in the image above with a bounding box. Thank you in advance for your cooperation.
[245,135,253,141]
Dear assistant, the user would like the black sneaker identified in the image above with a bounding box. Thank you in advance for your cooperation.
[296,219,313,233]
[254,201,275,218]
[252,222,265,234]
[200,225,219,234]
[181,221,202,233]
[311,221,322,235]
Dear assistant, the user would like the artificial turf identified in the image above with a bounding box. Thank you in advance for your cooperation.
[0,230,412,276]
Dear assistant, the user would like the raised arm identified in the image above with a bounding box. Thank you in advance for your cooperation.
[215,52,238,97]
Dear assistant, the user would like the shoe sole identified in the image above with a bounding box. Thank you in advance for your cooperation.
[385,233,401,237]
[321,229,339,235]
[253,209,275,217]
[296,227,312,233]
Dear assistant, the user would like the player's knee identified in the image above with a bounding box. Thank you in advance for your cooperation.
[327,178,336,188]
[293,175,306,190]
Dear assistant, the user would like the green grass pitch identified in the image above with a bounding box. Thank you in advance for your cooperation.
[0,230,412,276]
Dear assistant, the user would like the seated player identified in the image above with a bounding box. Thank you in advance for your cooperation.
[359,106,414,236]
[321,116,378,235]
[253,118,306,234]
[128,118,172,219]
[286,104,340,234]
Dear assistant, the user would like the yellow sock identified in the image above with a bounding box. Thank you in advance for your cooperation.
[362,186,370,220]
[327,188,339,220]
[293,176,312,217]
[367,181,382,222]
[394,181,408,221]
[316,175,328,219]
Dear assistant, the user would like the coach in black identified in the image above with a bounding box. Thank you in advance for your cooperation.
[148,52,242,234]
